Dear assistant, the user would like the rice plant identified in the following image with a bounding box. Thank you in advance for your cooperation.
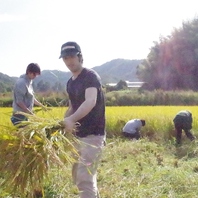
[0,111,79,197]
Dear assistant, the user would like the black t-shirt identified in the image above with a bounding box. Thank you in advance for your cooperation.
[67,68,105,137]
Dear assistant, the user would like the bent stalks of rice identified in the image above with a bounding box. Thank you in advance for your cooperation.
[0,112,79,197]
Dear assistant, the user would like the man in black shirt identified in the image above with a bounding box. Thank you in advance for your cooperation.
[60,41,105,198]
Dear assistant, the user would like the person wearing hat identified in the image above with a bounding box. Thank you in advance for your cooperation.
[173,110,195,144]
[122,119,146,140]
[11,63,47,126]
[60,41,106,198]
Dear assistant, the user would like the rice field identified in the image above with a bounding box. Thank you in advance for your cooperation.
[2,106,198,134]
[1,106,198,197]
[105,106,198,139]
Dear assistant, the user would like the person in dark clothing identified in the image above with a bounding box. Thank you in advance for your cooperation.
[60,41,106,198]
[173,110,195,144]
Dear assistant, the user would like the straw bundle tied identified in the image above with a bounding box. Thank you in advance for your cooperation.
[0,112,79,197]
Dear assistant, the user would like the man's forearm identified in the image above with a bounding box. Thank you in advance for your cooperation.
[68,99,95,122]
[64,107,74,118]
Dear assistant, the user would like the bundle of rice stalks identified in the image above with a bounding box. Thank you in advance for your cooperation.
[0,112,79,197]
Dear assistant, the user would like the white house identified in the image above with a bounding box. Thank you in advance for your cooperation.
[106,81,144,88]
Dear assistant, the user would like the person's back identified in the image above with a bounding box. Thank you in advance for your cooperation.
[123,119,142,134]
[175,110,192,117]
[122,119,145,140]
[173,110,192,130]
[173,110,195,144]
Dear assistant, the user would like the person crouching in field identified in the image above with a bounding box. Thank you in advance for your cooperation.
[173,110,195,145]
[122,119,146,140]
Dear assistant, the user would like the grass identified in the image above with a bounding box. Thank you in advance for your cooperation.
[1,107,198,197]
[98,138,198,198]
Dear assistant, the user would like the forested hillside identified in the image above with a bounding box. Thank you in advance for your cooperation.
[0,73,17,92]
[92,59,141,83]
[137,17,198,91]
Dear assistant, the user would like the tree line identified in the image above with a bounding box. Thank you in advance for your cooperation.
[137,17,198,91]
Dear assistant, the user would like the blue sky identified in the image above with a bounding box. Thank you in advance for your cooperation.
[0,0,198,77]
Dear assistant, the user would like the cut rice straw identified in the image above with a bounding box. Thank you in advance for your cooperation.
[0,112,79,197]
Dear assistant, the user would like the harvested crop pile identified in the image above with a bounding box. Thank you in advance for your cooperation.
[0,112,78,197]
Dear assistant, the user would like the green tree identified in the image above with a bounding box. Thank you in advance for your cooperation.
[115,80,128,90]
[137,17,198,90]
[0,82,6,93]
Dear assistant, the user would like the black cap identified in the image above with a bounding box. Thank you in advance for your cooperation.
[59,41,81,59]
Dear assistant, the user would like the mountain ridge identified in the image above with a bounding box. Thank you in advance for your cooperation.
[0,58,142,92]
